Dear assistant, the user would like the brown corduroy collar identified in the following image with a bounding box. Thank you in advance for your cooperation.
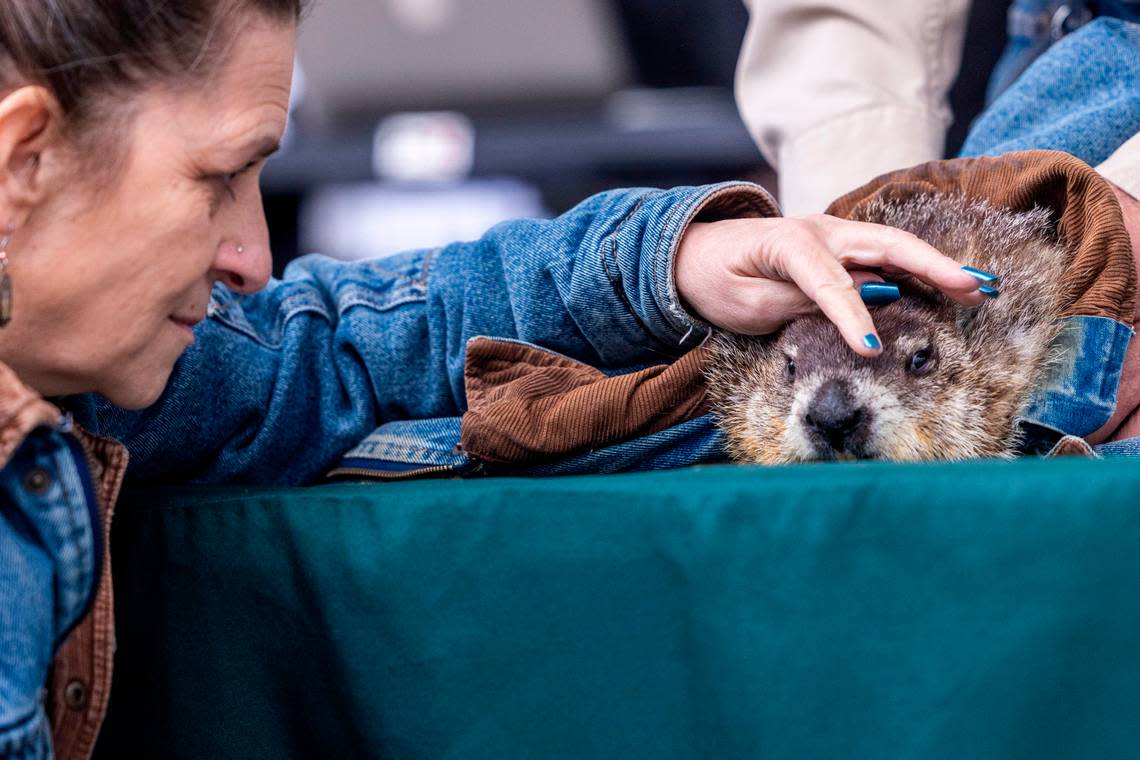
[458,151,1135,466]
[827,150,1135,322]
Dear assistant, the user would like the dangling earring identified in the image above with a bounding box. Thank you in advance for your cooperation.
[0,227,13,328]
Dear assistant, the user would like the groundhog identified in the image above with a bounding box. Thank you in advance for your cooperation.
[705,193,1070,463]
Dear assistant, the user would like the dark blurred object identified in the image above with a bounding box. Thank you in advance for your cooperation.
[945,1,1012,156]
[611,0,749,88]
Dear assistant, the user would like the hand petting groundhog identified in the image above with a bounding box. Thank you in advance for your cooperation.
[675,212,993,357]
[703,194,1070,463]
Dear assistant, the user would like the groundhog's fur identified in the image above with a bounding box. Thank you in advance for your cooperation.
[706,193,1069,462]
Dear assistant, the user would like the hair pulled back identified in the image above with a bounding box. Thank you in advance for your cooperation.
[0,0,303,129]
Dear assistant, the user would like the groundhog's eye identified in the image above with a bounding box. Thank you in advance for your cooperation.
[784,355,796,382]
[908,348,936,376]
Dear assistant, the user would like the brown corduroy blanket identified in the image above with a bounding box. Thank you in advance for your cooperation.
[458,150,1135,465]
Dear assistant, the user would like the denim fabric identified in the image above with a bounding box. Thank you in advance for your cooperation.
[964,18,1140,164]
[330,408,727,480]
[70,183,761,485]
[0,16,1126,760]
[1,427,99,760]
[512,414,726,476]
[329,418,476,480]
[1021,316,1134,438]
[1096,436,1140,455]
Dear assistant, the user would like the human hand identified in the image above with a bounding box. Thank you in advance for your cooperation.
[675,214,993,357]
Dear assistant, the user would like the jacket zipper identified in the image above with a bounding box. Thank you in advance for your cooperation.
[325,462,483,481]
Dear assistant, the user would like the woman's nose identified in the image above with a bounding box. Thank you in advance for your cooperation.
[211,196,274,294]
[212,239,273,294]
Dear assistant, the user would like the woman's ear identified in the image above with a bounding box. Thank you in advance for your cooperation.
[0,86,63,220]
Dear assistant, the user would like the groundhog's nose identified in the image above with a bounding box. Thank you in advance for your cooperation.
[805,379,867,453]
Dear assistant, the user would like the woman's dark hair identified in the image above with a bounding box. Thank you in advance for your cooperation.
[0,0,303,130]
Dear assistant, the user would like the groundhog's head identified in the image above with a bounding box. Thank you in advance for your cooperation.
[706,194,1069,463]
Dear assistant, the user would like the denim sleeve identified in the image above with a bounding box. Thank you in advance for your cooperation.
[69,182,776,486]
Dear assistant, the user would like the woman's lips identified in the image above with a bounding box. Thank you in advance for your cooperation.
[169,314,202,337]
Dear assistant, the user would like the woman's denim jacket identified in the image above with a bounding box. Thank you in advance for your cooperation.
[68,18,1140,482]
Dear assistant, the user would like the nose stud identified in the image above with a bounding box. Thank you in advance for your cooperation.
[236,245,245,254]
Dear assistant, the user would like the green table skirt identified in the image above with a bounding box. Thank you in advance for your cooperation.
[96,458,1140,759]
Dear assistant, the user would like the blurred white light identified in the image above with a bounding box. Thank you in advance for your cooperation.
[373,112,476,183]
[300,179,549,262]
[387,0,456,35]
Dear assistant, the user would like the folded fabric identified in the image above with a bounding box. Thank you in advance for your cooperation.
[459,150,1134,465]
[459,339,710,464]
[827,150,1135,322]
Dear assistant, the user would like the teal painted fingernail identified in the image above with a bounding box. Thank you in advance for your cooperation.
[860,282,901,306]
[863,333,881,350]
[962,266,999,284]
[978,285,1000,298]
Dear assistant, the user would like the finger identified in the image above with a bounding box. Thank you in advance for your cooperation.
[813,216,994,305]
[775,234,884,357]
[850,271,902,307]
[718,278,819,335]
[849,270,886,287]
[843,248,991,307]
[724,271,892,335]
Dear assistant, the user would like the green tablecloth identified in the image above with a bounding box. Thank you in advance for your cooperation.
[96,459,1140,758]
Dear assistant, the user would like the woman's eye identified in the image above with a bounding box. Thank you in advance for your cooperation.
[213,172,240,201]
[216,161,259,199]
[908,348,935,376]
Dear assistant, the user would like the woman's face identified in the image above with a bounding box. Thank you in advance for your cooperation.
[0,13,295,408]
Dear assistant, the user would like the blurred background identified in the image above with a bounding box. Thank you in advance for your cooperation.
[264,0,1008,273]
